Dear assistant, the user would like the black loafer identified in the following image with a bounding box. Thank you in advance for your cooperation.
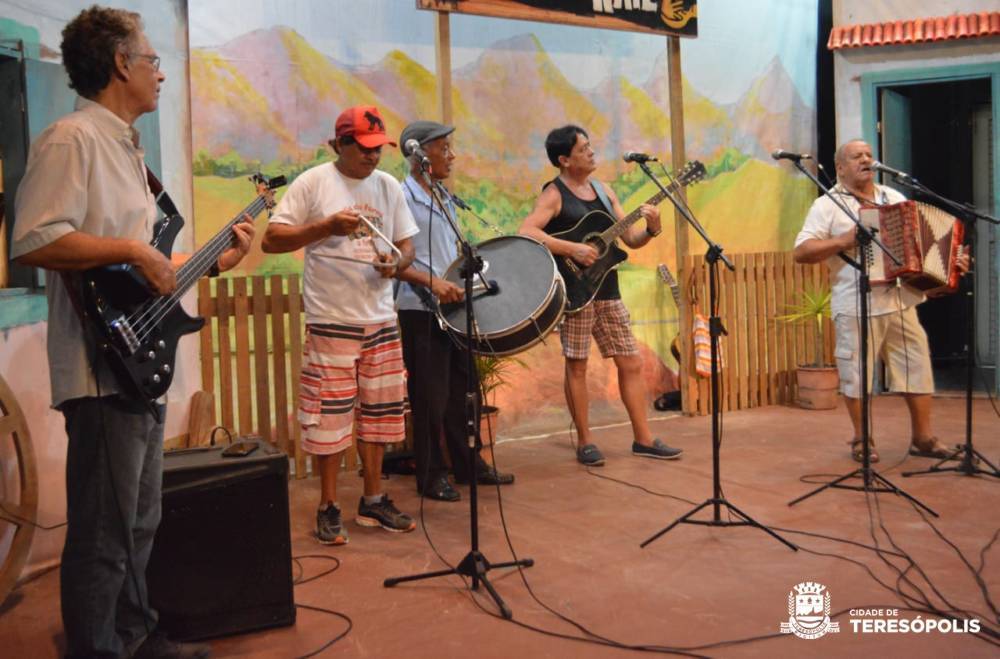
[476,463,514,485]
[419,477,461,502]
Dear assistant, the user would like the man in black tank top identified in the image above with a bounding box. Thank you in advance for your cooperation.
[519,125,683,466]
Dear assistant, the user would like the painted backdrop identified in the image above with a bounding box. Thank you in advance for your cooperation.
[189,0,820,435]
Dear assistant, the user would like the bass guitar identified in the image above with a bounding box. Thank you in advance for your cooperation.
[74,173,285,420]
[551,160,705,313]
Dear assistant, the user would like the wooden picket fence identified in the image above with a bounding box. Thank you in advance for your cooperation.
[678,251,833,415]
[196,274,321,478]
[193,253,833,474]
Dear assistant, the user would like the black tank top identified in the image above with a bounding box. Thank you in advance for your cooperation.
[544,177,620,300]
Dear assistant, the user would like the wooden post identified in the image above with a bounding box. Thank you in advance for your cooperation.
[666,35,692,414]
[435,11,453,125]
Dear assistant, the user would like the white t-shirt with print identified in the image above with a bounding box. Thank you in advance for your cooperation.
[269,163,418,325]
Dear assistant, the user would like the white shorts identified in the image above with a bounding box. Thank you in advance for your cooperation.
[833,307,934,399]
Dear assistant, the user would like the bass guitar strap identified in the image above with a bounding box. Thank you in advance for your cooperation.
[145,165,181,218]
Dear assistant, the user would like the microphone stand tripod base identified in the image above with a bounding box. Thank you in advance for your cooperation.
[384,551,533,620]
[902,447,1000,479]
[789,465,939,515]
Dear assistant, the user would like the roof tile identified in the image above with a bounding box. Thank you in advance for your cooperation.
[828,11,1000,50]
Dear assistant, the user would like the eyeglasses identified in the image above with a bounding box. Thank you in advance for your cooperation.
[130,52,161,72]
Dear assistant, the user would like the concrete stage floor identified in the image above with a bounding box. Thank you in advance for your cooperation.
[2,396,999,658]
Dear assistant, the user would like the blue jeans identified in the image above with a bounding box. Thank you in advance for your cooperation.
[60,396,164,658]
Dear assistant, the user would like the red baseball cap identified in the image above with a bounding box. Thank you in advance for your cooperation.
[334,105,396,148]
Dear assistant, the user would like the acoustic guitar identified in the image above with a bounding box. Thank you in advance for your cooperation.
[551,160,705,313]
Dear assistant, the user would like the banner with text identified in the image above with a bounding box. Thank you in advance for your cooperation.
[417,0,698,37]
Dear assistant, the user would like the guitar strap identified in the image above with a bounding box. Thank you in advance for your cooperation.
[145,165,181,218]
[145,165,220,276]
[590,179,615,217]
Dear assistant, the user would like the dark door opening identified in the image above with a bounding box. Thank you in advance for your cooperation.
[878,78,996,393]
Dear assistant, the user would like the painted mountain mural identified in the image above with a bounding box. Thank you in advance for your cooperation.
[189,25,816,434]
[191,26,813,238]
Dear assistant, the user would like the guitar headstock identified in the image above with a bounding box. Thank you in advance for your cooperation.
[657,263,682,308]
[250,173,288,210]
[675,160,707,187]
[656,263,678,288]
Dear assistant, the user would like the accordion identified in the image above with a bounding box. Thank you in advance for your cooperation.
[858,200,965,295]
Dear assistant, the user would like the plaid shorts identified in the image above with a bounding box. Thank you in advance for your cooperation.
[560,299,638,360]
[298,321,407,455]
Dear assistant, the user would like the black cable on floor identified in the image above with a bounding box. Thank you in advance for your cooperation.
[590,462,1000,649]
[291,554,352,658]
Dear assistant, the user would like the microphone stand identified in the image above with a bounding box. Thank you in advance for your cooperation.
[384,160,533,619]
[886,174,1000,480]
[635,161,796,551]
[433,181,505,237]
[786,161,937,515]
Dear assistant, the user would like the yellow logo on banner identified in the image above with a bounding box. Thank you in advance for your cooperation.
[660,0,697,29]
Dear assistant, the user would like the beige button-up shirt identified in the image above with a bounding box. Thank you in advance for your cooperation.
[12,97,157,407]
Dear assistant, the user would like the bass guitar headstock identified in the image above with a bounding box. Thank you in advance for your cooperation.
[250,173,288,211]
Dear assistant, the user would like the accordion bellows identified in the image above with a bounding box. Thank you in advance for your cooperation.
[859,200,965,295]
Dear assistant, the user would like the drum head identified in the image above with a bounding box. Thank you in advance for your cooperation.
[440,235,558,336]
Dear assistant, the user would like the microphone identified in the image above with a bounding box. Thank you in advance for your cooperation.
[623,151,658,163]
[871,160,912,180]
[771,149,812,162]
[404,139,430,166]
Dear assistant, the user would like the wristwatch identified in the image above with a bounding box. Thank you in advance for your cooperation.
[646,226,662,238]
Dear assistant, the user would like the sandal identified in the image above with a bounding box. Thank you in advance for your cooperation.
[908,437,959,460]
[849,437,879,463]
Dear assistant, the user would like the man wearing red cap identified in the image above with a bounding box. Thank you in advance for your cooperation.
[263,105,417,545]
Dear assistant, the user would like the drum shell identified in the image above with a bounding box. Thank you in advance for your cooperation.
[437,235,566,356]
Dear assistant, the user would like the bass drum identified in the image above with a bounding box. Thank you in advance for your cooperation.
[437,235,566,356]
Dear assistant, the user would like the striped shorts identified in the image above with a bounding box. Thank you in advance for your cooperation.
[298,321,407,455]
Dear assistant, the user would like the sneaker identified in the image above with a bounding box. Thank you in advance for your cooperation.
[316,503,348,545]
[356,496,416,533]
[133,631,210,659]
[632,438,683,460]
[576,443,605,466]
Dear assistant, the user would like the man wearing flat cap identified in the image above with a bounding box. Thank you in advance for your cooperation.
[396,120,514,502]
[263,105,417,545]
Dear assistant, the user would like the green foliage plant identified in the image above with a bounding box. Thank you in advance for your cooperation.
[776,285,832,368]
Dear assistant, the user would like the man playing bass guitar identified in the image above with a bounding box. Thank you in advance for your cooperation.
[519,125,683,466]
[11,7,252,658]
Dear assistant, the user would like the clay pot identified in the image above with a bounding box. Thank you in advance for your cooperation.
[795,366,839,410]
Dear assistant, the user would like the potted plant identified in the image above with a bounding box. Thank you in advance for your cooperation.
[474,353,523,457]
[776,285,839,409]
